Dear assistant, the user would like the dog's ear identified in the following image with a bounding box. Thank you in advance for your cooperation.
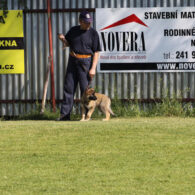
[84,87,90,94]
[86,85,90,90]
[87,88,95,94]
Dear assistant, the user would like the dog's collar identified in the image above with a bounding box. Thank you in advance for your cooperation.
[84,100,89,104]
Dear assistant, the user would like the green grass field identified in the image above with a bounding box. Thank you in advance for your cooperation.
[0,118,194,194]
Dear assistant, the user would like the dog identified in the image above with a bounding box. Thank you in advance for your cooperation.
[80,88,115,121]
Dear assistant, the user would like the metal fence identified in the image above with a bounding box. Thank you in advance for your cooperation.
[0,0,195,116]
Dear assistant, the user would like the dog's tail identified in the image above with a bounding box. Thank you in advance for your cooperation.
[109,107,115,116]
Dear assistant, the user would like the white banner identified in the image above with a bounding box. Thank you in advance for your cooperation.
[96,7,195,72]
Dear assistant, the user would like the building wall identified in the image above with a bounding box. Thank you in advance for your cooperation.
[0,0,195,116]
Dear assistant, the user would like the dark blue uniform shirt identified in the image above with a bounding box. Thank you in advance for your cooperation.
[65,26,101,55]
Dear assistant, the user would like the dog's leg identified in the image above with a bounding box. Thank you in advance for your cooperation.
[103,110,110,121]
[100,106,110,121]
[80,105,86,121]
[85,107,95,121]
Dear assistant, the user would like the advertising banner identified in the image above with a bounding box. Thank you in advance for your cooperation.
[0,10,24,74]
[96,7,195,72]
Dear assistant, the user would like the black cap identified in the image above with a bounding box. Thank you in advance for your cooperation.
[79,11,92,23]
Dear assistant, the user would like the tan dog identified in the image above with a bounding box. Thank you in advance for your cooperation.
[80,88,114,121]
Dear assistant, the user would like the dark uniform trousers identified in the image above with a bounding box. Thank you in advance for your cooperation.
[60,55,92,117]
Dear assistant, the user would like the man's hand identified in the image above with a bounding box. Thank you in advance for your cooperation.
[89,68,96,80]
[58,33,65,41]
[58,33,69,48]
[88,52,99,80]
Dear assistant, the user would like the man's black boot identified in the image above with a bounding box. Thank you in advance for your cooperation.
[56,114,70,121]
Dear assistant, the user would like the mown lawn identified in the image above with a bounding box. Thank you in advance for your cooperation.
[0,118,194,194]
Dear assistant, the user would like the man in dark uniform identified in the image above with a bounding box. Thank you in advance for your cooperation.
[57,11,101,121]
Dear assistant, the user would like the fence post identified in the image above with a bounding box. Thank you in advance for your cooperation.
[47,0,56,112]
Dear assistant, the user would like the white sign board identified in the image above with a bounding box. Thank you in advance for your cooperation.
[96,7,195,72]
